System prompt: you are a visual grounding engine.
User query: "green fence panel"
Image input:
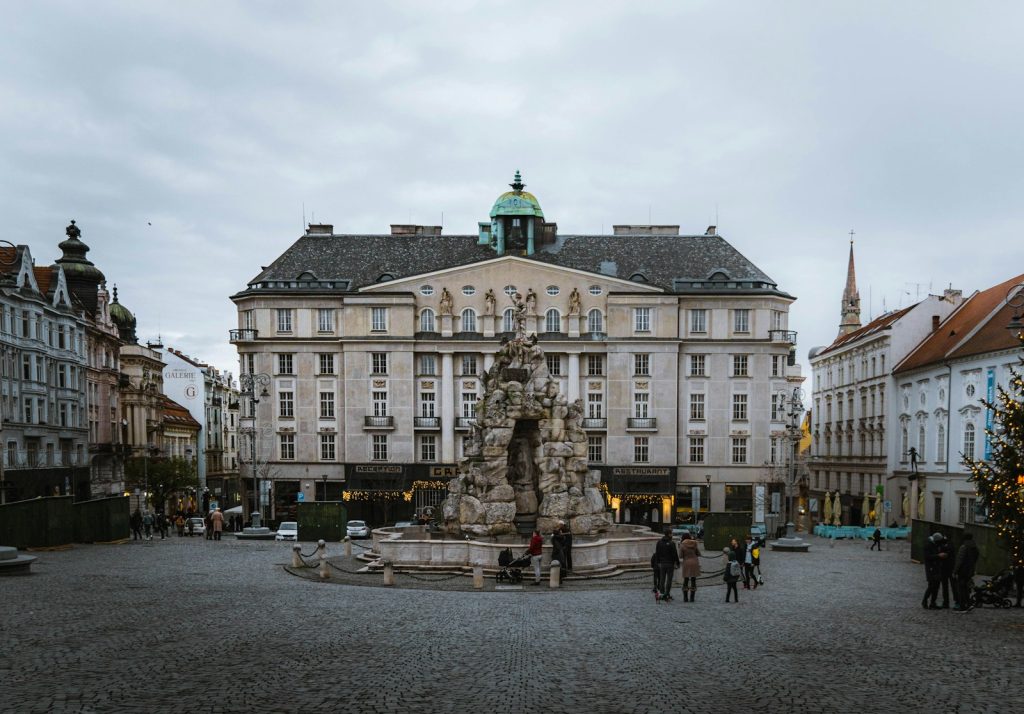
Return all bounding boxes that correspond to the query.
[296,502,347,542]
[911,519,1008,576]
[73,496,131,543]
[0,496,74,549]
[702,512,752,553]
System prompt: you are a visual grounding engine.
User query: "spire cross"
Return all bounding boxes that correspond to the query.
[848,229,855,244]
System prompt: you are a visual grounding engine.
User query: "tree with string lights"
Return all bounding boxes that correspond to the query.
[964,335,1024,569]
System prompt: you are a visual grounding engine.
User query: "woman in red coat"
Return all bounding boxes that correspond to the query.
[528,530,544,585]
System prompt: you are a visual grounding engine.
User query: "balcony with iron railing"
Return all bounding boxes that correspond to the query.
[769,329,798,344]
[229,328,258,343]
[413,416,441,430]
[363,415,395,429]
[626,417,658,431]
[455,417,476,430]
[4,451,86,469]
[581,418,607,429]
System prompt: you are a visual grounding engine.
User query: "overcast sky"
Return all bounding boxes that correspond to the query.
[3,1,1023,380]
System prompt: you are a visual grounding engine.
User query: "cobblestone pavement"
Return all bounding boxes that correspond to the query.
[2,535,1021,714]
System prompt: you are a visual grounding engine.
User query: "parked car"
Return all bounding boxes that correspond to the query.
[750,524,767,543]
[188,517,206,536]
[275,521,298,541]
[393,520,414,528]
[672,522,704,539]
[347,520,370,539]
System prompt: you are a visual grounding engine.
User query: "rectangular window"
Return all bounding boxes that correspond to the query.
[244,354,255,375]
[634,307,651,332]
[372,434,388,461]
[279,434,295,460]
[689,393,705,421]
[372,391,389,417]
[732,355,748,377]
[371,353,388,375]
[690,309,706,333]
[958,497,976,525]
[771,355,783,377]
[418,354,436,376]
[933,495,942,521]
[770,438,779,464]
[689,354,706,377]
[371,307,388,332]
[461,393,477,419]
[771,310,784,330]
[588,436,604,463]
[243,310,255,330]
[732,394,748,420]
[419,435,436,462]
[461,354,478,375]
[546,355,562,376]
[279,391,294,418]
[587,393,603,418]
[587,355,604,376]
[319,392,335,419]
[320,434,336,461]
[277,354,293,375]
[731,437,748,464]
[317,308,334,333]
[689,437,705,464]
[633,437,649,463]
[276,308,293,333]
[771,394,782,421]
[634,354,650,376]
[318,353,335,375]
[733,309,750,333]
[633,392,649,418]
[419,392,436,417]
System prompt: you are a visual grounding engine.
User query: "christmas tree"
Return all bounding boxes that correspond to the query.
[965,334,1024,568]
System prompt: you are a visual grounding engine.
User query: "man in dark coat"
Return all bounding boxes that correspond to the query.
[551,524,573,584]
[922,533,943,609]
[936,533,955,608]
[953,533,980,612]
[654,530,680,601]
[130,509,143,541]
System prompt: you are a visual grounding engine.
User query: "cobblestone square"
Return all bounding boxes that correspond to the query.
[2,536,1020,714]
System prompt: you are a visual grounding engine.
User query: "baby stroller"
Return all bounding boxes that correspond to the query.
[971,569,1016,608]
[496,547,531,584]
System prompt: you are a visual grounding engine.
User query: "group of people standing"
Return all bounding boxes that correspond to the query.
[129,508,226,541]
[527,524,574,585]
[722,535,761,603]
[922,531,979,612]
[650,529,717,602]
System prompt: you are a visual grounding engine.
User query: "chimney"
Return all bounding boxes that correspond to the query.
[306,224,334,235]
[942,287,962,303]
[705,225,717,235]
[932,315,940,332]
[390,225,442,236]
[612,225,680,236]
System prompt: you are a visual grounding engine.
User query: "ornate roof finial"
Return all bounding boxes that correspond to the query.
[112,284,119,303]
[66,219,81,240]
[509,170,525,193]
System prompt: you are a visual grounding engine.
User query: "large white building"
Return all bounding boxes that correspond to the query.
[808,242,963,524]
[230,173,800,525]
[892,274,1024,527]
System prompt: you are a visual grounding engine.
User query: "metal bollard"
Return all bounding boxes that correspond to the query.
[318,540,330,579]
[344,536,352,558]
[472,561,484,589]
[291,544,303,568]
[549,559,561,588]
[382,559,395,586]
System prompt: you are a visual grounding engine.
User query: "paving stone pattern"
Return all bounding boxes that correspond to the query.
[2,535,1021,713]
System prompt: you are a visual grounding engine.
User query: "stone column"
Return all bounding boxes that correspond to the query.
[441,353,455,463]
[567,352,580,403]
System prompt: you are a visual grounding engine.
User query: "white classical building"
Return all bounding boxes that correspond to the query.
[892,274,1024,527]
[230,173,800,526]
[808,242,963,524]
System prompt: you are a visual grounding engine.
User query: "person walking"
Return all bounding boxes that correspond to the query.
[130,509,143,541]
[551,523,572,584]
[654,529,680,602]
[187,516,195,537]
[528,530,544,586]
[678,532,701,602]
[936,533,955,608]
[870,527,883,551]
[953,533,980,612]
[156,513,167,540]
[175,514,185,537]
[142,511,154,541]
[742,535,757,590]
[922,533,943,609]
[724,548,741,603]
[205,512,214,541]
[211,508,224,541]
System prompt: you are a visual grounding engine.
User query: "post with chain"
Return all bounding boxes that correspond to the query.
[472,561,484,589]
[318,539,330,579]
[382,559,395,586]
[291,544,303,568]
[549,560,561,588]
[344,536,352,558]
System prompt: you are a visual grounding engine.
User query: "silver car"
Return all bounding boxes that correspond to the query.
[347,520,370,538]
[275,521,298,541]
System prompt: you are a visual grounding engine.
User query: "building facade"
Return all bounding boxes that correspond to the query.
[808,242,964,524]
[892,274,1024,527]
[230,174,798,525]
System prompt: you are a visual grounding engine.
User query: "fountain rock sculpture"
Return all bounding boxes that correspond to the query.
[443,326,613,537]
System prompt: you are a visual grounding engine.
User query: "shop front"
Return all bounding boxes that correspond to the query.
[601,466,675,529]
[343,464,457,527]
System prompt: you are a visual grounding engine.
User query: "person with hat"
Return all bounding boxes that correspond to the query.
[936,532,955,608]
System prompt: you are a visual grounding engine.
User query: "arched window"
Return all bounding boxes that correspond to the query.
[419,309,435,333]
[587,309,603,334]
[963,423,975,461]
[936,424,946,462]
[900,424,908,456]
[461,308,477,333]
[502,308,515,333]
[918,425,926,460]
[545,308,561,333]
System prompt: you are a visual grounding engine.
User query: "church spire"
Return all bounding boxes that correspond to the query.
[839,233,861,336]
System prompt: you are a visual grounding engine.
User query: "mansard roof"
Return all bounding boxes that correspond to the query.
[238,231,788,297]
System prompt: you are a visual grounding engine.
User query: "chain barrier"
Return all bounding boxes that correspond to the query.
[399,571,466,582]
[349,540,373,551]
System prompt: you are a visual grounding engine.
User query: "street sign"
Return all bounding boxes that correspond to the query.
[883,499,892,512]
[297,492,305,502]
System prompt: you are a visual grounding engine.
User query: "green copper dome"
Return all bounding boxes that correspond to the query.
[489,170,544,219]
[109,285,137,342]
[56,220,105,283]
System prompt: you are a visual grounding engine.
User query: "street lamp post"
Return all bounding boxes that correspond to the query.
[239,372,270,528]
[777,387,805,537]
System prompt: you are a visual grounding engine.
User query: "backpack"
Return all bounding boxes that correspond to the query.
[728,561,742,578]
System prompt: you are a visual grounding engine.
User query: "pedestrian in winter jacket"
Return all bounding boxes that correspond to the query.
[953,533,980,612]
[936,534,955,608]
[723,548,740,603]
[922,533,943,609]
[528,530,544,585]
[654,530,680,601]
[678,533,701,602]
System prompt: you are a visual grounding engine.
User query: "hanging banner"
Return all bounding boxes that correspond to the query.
[754,485,766,523]
[984,369,995,460]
